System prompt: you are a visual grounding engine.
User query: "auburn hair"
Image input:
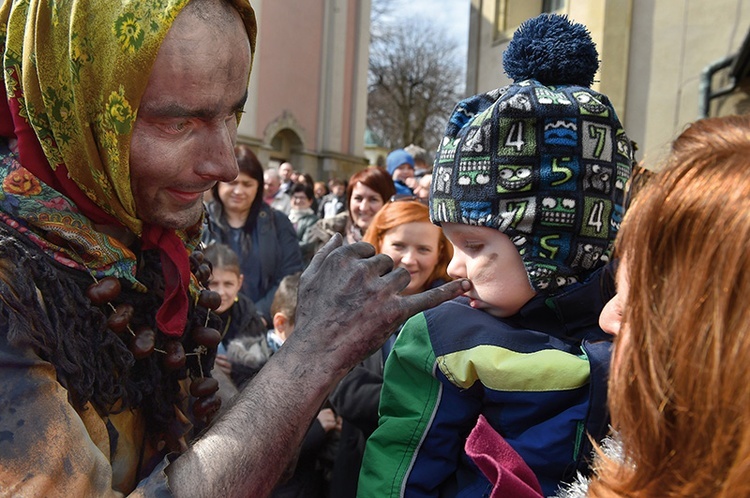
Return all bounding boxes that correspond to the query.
[345,166,396,220]
[362,200,452,290]
[589,115,750,497]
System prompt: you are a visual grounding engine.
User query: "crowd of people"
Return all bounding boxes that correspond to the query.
[198,145,444,496]
[1,2,749,498]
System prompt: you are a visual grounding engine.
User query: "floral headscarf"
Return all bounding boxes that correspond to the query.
[0,0,257,336]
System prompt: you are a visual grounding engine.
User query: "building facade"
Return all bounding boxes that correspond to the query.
[238,0,371,180]
[467,0,750,166]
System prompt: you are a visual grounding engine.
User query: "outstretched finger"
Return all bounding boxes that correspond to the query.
[399,279,472,319]
[306,232,344,275]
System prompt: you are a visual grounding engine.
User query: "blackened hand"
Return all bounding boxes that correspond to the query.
[289,233,470,374]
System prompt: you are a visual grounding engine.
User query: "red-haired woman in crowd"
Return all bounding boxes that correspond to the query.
[362,199,452,296]
[580,115,750,498]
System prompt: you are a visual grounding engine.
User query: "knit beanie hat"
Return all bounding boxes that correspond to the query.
[386,149,415,176]
[430,14,636,294]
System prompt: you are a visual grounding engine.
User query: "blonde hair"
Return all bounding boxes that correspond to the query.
[362,200,452,288]
[590,115,750,497]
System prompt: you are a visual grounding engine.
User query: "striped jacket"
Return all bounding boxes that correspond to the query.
[358,269,613,498]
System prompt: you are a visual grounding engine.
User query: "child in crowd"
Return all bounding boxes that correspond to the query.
[358,14,636,497]
[386,149,417,196]
[313,181,329,202]
[264,271,301,353]
[215,269,308,368]
[203,243,267,388]
[232,271,340,498]
[318,178,347,219]
[218,271,302,387]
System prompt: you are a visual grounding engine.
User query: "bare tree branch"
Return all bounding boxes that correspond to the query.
[367,10,464,155]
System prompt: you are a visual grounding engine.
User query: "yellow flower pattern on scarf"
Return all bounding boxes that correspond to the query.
[0,0,257,238]
[0,0,257,296]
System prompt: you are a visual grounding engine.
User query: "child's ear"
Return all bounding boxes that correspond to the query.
[237,273,244,288]
[273,312,289,341]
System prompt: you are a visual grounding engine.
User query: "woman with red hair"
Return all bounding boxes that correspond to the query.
[362,199,452,295]
[580,115,750,498]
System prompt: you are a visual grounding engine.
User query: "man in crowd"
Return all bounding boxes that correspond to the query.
[318,177,347,219]
[0,0,468,496]
[264,167,292,215]
[278,161,295,194]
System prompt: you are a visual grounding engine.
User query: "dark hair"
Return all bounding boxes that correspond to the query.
[290,182,314,201]
[298,173,315,187]
[211,144,265,225]
[346,167,396,220]
[328,177,345,188]
[314,181,329,197]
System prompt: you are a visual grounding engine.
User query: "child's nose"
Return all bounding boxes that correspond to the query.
[447,253,466,279]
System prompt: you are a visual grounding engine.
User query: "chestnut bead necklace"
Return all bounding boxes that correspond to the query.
[78,247,226,445]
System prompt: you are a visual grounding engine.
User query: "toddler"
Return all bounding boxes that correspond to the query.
[358,14,636,498]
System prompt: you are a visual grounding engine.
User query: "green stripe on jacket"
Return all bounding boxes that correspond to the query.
[358,312,438,498]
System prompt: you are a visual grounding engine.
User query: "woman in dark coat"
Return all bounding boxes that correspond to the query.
[203,145,303,326]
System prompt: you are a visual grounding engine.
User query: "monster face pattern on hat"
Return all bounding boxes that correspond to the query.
[430,15,635,294]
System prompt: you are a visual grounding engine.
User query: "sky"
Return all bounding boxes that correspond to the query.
[398,0,471,52]
[378,0,471,58]
[376,0,472,86]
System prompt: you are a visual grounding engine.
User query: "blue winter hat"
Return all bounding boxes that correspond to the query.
[430,14,636,294]
[386,149,415,176]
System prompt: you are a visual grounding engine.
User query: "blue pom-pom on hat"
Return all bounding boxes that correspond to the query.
[503,14,599,87]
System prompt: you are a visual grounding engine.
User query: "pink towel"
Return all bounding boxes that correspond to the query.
[465,415,544,498]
